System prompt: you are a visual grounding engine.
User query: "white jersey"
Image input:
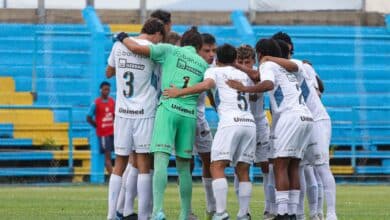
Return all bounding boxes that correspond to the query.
[204,66,255,128]
[196,92,207,121]
[291,59,330,121]
[108,38,159,119]
[260,61,312,123]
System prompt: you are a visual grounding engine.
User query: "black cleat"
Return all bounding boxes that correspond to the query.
[123,213,138,220]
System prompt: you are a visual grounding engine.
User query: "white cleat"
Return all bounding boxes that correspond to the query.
[325,213,337,220]
[212,211,230,220]
[317,213,324,220]
[264,212,276,220]
[237,213,251,220]
[309,214,320,220]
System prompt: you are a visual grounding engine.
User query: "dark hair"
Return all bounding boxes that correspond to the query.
[181,26,203,51]
[237,44,255,60]
[100,81,110,89]
[276,39,290,59]
[150,9,171,25]
[201,33,216,45]
[255,38,282,58]
[216,44,237,64]
[141,18,166,38]
[166,31,181,45]
[272,31,294,55]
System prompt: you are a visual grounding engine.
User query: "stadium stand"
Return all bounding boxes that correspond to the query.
[0,9,389,182]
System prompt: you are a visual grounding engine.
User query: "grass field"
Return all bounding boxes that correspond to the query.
[0,183,389,220]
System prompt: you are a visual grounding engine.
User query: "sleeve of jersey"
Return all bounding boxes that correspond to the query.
[149,43,174,64]
[303,64,319,88]
[87,103,96,118]
[107,43,116,67]
[260,63,275,83]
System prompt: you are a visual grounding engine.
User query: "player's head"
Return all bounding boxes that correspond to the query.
[275,39,290,59]
[141,18,166,44]
[199,33,217,64]
[181,26,203,51]
[255,38,282,61]
[216,43,237,65]
[150,9,172,33]
[166,31,181,45]
[272,31,294,55]
[236,44,256,68]
[99,81,110,98]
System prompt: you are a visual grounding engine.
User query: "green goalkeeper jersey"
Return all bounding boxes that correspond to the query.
[149,43,208,118]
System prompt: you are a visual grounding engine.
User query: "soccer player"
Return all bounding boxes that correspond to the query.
[196,33,217,219]
[272,32,337,220]
[150,9,172,38]
[164,44,257,220]
[116,26,208,220]
[105,18,165,220]
[235,45,273,219]
[86,81,115,175]
[227,38,313,220]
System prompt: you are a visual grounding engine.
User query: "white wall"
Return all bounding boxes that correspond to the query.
[365,0,390,13]
[252,0,363,11]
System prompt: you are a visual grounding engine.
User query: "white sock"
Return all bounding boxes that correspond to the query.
[314,168,324,216]
[275,190,289,215]
[263,173,271,213]
[316,164,337,216]
[202,177,216,212]
[137,173,152,220]
[123,166,139,216]
[238,182,252,217]
[305,166,318,217]
[212,178,228,214]
[107,174,122,219]
[297,166,305,216]
[267,164,276,215]
[116,164,130,214]
[288,190,300,215]
[234,173,239,199]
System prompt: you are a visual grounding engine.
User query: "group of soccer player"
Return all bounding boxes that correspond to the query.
[104,9,337,220]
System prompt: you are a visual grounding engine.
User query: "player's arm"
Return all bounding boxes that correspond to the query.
[163,79,215,98]
[106,66,115,78]
[232,62,260,82]
[316,75,325,94]
[226,80,274,93]
[86,103,96,128]
[261,56,298,72]
[116,32,151,56]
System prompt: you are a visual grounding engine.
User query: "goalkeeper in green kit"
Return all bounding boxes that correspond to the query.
[116,26,208,220]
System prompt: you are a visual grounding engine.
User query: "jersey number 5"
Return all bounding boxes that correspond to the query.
[123,71,134,98]
[237,91,248,111]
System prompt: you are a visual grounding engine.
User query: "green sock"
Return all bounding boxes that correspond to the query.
[152,152,170,217]
[176,157,192,220]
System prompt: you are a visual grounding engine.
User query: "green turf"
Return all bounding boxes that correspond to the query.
[0,183,389,219]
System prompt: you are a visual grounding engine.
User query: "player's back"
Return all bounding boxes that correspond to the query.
[108,39,159,119]
[205,66,255,128]
[260,61,312,122]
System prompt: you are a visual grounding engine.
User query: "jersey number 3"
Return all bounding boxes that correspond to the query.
[123,71,134,98]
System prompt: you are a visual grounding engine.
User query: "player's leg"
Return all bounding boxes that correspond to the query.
[314,169,324,219]
[101,135,114,174]
[235,162,252,220]
[288,158,301,218]
[273,157,290,218]
[314,120,336,220]
[175,114,197,220]
[107,117,132,220]
[150,106,177,219]
[297,164,306,220]
[267,161,277,218]
[305,165,319,219]
[209,126,235,220]
[123,154,139,219]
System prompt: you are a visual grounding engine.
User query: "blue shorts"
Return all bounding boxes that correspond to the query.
[98,135,114,154]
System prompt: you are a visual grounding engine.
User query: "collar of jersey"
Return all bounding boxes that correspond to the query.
[182,46,196,53]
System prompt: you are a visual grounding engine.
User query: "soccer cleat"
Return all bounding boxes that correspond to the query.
[288,214,297,220]
[188,212,199,220]
[115,211,123,220]
[206,211,215,220]
[275,214,290,220]
[212,211,230,220]
[122,213,138,220]
[296,214,305,220]
[309,214,320,220]
[317,213,324,220]
[264,212,276,220]
[152,211,166,220]
[325,213,337,220]
[237,213,251,220]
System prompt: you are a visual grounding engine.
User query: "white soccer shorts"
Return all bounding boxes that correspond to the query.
[194,118,213,154]
[302,119,331,165]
